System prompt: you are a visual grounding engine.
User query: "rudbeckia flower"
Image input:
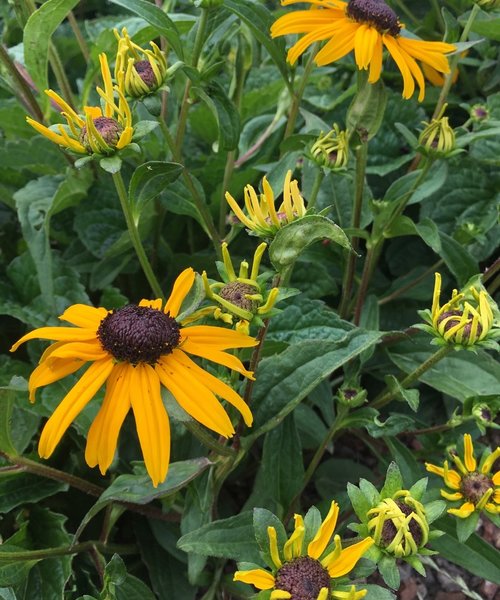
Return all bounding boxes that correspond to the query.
[270,0,456,101]
[225,170,307,237]
[426,434,500,519]
[11,268,257,487]
[26,53,133,155]
[234,500,373,599]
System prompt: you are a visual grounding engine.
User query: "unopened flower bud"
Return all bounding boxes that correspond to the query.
[311,124,349,171]
[418,104,455,158]
[470,103,489,122]
[80,117,123,153]
[338,386,367,408]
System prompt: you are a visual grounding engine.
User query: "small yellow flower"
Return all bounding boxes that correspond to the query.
[114,27,168,98]
[367,491,429,558]
[234,501,373,599]
[226,171,306,237]
[426,434,500,519]
[310,124,349,171]
[417,273,499,349]
[190,242,279,335]
[26,54,133,155]
[418,104,456,158]
[270,0,456,102]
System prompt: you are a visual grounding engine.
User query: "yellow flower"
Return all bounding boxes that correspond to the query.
[194,242,279,335]
[310,124,349,171]
[426,434,500,518]
[226,170,306,237]
[426,272,496,347]
[367,491,429,558]
[26,54,133,155]
[270,0,456,102]
[114,27,168,98]
[234,501,373,599]
[10,268,257,487]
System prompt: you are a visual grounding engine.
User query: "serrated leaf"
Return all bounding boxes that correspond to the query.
[377,554,399,589]
[269,215,352,271]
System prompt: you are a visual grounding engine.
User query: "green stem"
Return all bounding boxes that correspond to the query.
[111,171,164,298]
[482,257,500,285]
[184,421,235,457]
[338,141,368,319]
[0,541,137,562]
[370,345,454,409]
[175,7,210,152]
[285,404,349,522]
[67,10,90,63]
[307,169,325,211]
[283,48,317,140]
[0,44,44,121]
[48,43,76,109]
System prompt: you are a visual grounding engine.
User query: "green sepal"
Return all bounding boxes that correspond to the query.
[380,462,403,498]
[377,554,400,589]
[99,155,122,174]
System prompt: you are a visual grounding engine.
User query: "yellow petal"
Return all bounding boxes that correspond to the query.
[139,298,163,310]
[326,537,374,578]
[38,358,114,458]
[165,268,195,318]
[308,501,339,559]
[463,434,477,472]
[48,340,108,361]
[383,35,415,100]
[59,304,108,328]
[155,355,235,437]
[314,20,358,67]
[85,363,131,473]
[268,526,282,568]
[441,490,464,502]
[271,591,292,599]
[11,326,99,353]
[491,471,500,485]
[28,356,84,402]
[181,325,258,350]
[286,23,340,66]
[481,448,500,475]
[234,569,275,590]
[180,339,254,378]
[448,502,475,518]
[225,191,256,230]
[130,363,170,487]
[354,24,378,70]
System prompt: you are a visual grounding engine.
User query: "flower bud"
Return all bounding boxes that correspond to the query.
[80,116,123,153]
[469,103,489,123]
[338,385,367,408]
[418,104,455,158]
[310,124,349,171]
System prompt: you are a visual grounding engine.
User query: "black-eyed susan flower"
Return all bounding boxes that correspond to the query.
[225,171,307,237]
[26,53,133,155]
[114,27,168,98]
[270,0,456,102]
[234,501,373,599]
[194,242,279,335]
[310,124,349,171]
[426,434,500,519]
[10,268,257,487]
[417,273,499,349]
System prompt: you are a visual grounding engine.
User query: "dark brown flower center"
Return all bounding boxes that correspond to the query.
[347,0,401,36]
[97,305,180,365]
[134,60,157,89]
[218,282,258,313]
[274,556,330,600]
[80,117,123,151]
[381,501,423,548]
[460,472,494,505]
[437,310,482,341]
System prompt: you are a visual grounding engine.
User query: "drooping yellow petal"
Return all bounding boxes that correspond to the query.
[180,339,254,378]
[354,24,379,70]
[463,434,477,472]
[441,490,464,501]
[181,325,258,350]
[448,502,475,518]
[326,537,374,578]
[234,569,275,590]
[169,349,253,426]
[129,363,170,487]
[28,356,85,402]
[11,327,100,353]
[270,591,292,599]
[45,89,84,127]
[308,501,339,559]
[314,20,358,67]
[225,191,256,230]
[38,358,114,458]
[26,117,69,147]
[368,35,383,83]
[286,24,340,65]
[383,35,415,100]
[394,40,426,102]
[164,268,195,318]
[59,304,108,328]
[155,356,235,437]
[48,340,108,361]
[85,363,131,473]
[271,10,338,36]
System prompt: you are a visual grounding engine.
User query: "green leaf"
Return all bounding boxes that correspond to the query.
[455,511,480,543]
[0,389,17,455]
[387,335,500,402]
[132,120,160,140]
[384,375,420,412]
[177,512,261,563]
[360,585,396,600]
[253,508,288,570]
[432,516,500,584]
[249,329,382,435]
[99,155,122,174]
[0,548,39,587]
[269,215,352,271]
[384,162,448,205]
[438,231,479,286]
[377,555,399,589]
[380,462,403,499]
[347,483,374,522]
[365,413,415,438]
[108,0,184,59]
[347,76,387,141]
[0,589,17,600]
[467,13,500,41]
[0,472,67,514]
[193,82,240,151]
[128,161,183,222]
[23,0,79,105]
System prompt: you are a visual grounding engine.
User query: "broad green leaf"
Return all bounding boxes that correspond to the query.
[347,76,387,141]
[466,12,500,41]
[0,547,39,587]
[384,162,448,205]
[380,462,403,499]
[253,508,287,570]
[23,0,79,105]
[108,0,184,59]
[0,390,16,455]
[438,231,479,286]
[177,512,261,563]
[384,375,420,412]
[377,555,399,589]
[0,473,67,514]
[192,83,240,151]
[128,161,183,222]
[432,516,500,584]
[387,335,500,402]
[360,585,396,600]
[269,215,352,271]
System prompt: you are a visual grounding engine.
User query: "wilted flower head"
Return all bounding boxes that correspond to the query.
[234,501,373,599]
[426,434,500,520]
[418,104,456,158]
[192,242,279,335]
[225,170,307,237]
[417,273,499,350]
[311,124,349,171]
[26,54,133,155]
[367,491,429,558]
[270,0,456,102]
[114,28,168,98]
